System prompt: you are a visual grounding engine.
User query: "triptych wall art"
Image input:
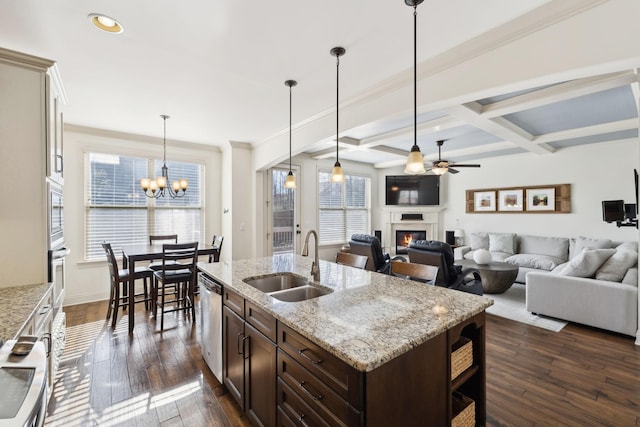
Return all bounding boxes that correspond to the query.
[466,184,570,214]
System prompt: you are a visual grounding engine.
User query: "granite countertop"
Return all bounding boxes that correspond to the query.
[198,254,493,372]
[0,283,52,343]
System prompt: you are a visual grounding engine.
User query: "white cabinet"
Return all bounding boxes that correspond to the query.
[0,48,67,288]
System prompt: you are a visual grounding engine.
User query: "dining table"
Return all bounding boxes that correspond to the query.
[121,242,219,334]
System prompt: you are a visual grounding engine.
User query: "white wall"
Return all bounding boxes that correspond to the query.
[441,139,639,242]
[63,126,222,306]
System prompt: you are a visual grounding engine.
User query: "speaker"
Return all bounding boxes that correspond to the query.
[373,230,382,243]
[445,230,455,245]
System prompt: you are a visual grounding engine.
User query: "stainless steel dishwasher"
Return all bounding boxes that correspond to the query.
[198,273,222,383]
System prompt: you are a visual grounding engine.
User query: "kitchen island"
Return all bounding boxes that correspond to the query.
[198,254,492,426]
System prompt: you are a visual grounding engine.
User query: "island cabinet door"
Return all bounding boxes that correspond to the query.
[245,322,277,427]
[223,306,245,408]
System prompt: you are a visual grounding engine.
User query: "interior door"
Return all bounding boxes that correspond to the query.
[268,167,300,255]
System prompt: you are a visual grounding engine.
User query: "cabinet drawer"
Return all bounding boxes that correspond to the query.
[34,289,53,335]
[277,405,298,427]
[278,378,330,427]
[246,300,277,342]
[223,288,244,317]
[278,323,362,409]
[278,350,361,427]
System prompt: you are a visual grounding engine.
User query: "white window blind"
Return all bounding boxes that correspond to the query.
[86,153,202,260]
[318,171,370,244]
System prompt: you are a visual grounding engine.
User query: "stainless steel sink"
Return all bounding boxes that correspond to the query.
[243,273,309,293]
[268,285,333,302]
[242,273,333,302]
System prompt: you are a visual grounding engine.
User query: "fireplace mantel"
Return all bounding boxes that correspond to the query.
[381,207,443,255]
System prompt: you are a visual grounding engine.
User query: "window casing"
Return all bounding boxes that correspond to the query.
[318,171,370,244]
[85,152,203,260]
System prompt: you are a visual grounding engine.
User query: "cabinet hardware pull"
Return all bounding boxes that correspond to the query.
[298,381,323,401]
[42,332,52,357]
[56,154,63,173]
[298,414,310,427]
[242,335,250,360]
[298,348,322,364]
[237,332,244,355]
[39,305,51,315]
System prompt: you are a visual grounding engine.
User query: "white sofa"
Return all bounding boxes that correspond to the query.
[456,233,638,336]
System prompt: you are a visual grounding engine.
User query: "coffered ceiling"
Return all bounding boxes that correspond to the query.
[0,0,638,170]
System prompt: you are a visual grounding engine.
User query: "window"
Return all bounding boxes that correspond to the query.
[318,171,370,244]
[86,153,202,260]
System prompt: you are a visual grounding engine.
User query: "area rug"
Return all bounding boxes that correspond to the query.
[485,283,568,332]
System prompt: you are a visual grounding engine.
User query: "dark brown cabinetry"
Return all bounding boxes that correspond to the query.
[221,286,486,427]
[223,289,276,427]
[448,312,486,426]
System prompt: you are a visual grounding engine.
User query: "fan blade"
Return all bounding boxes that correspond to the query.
[451,163,481,168]
[447,168,460,174]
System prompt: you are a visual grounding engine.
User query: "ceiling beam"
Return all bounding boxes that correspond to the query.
[358,116,463,149]
[445,103,555,155]
[534,118,638,144]
[480,70,639,118]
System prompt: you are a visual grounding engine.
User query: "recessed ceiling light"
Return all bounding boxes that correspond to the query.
[88,13,124,34]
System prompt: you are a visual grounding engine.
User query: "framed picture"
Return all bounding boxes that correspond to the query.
[498,189,524,211]
[527,188,555,211]
[474,191,496,211]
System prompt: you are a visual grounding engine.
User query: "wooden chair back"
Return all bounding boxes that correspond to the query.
[159,242,198,278]
[149,234,178,245]
[101,242,120,283]
[390,261,439,284]
[209,235,224,262]
[335,252,368,269]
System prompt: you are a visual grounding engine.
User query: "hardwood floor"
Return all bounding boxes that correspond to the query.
[47,301,640,426]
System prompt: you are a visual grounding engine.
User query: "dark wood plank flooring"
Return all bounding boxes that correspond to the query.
[46,301,640,426]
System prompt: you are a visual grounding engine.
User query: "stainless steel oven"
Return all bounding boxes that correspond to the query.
[47,179,64,251]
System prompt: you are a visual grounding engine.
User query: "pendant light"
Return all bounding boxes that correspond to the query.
[284,79,297,189]
[140,114,188,198]
[330,46,346,183]
[404,0,426,175]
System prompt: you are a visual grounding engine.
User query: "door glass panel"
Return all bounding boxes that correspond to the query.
[272,169,295,254]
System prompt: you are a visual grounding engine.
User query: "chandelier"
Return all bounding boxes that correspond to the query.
[140,114,188,198]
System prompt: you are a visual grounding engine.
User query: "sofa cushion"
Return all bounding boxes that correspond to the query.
[518,235,569,261]
[489,232,516,254]
[616,241,638,252]
[622,267,638,286]
[569,236,612,259]
[559,248,615,278]
[489,251,511,262]
[469,232,489,250]
[595,247,638,282]
[505,253,564,271]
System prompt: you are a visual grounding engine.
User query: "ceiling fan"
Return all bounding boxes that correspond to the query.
[427,140,481,175]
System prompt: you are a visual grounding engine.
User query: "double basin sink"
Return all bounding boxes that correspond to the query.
[243,273,332,302]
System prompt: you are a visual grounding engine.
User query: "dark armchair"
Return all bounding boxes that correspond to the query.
[348,234,405,274]
[408,240,483,295]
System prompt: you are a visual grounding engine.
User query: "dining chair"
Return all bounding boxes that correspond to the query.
[208,235,224,263]
[149,234,179,271]
[152,242,198,331]
[390,260,439,284]
[102,242,153,329]
[335,252,368,269]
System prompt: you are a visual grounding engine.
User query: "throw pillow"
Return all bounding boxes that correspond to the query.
[595,248,638,282]
[489,232,516,254]
[505,254,564,271]
[469,232,489,250]
[622,268,638,287]
[569,236,612,259]
[559,248,616,278]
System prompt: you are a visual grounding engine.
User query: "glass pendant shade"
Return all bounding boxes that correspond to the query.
[404,146,426,174]
[432,165,448,175]
[285,171,296,188]
[331,162,344,183]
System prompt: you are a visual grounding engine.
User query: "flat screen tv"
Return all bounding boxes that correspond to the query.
[385,175,440,206]
[602,200,625,223]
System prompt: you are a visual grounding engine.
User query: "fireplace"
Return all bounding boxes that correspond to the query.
[395,230,427,254]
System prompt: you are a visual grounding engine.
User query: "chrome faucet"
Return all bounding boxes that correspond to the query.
[301,229,320,281]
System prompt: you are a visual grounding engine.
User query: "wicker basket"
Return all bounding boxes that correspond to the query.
[451,336,473,380]
[452,392,475,427]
